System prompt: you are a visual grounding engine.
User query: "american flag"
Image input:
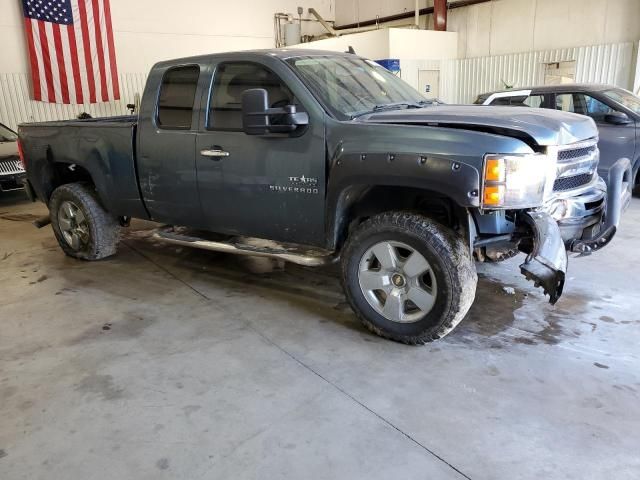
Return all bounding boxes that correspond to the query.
[22,0,120,104]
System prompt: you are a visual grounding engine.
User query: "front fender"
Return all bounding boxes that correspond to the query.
[325,153,480,249]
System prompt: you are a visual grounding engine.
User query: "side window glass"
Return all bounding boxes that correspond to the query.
[522,95,544,108]
[157,65,200,129]
[555,93,576,113]
[208,62,296,130]
[491,97,513,106]
[585,95,614,121]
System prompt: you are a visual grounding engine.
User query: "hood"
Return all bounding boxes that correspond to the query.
[355,105,597,147]
[0,140,19,160]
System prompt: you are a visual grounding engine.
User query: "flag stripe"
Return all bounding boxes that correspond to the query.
[103,0,119,99]
[60,24,77,103]
[97,0,113,101]
[65,26,83,103]
[72,1,91,105]
[32,20,48,102]
[91,0,108,102]
[44,22,62,102]
[37,21,56,103]
[52,24,70,103]
[23,18,42,101]
[77,0,97,103]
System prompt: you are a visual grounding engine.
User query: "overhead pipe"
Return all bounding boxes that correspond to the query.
[434,0,447,31]
[308,7,339,37]
[334,0,492,31]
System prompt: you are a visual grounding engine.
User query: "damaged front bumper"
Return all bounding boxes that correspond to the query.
[519,211,567,304]
[518,161,625,304]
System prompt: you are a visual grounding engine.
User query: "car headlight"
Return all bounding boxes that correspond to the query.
[481,153,555,209]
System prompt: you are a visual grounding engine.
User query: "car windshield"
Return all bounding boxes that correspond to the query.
[0,124,17,142]
[287,55,427,119]
[602,88,640,115]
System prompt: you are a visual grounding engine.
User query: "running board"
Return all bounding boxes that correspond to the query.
[153,228,337,267]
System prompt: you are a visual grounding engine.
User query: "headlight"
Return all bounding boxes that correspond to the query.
[481,153,555,209]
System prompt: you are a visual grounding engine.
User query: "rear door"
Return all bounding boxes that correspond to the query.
[194,59,326,246]
[137,62,209,226]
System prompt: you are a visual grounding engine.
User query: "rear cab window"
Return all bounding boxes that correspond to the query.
[487,94,544,107]
[157,65,200,129]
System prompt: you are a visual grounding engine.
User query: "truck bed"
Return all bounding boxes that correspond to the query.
[19,115,148,219]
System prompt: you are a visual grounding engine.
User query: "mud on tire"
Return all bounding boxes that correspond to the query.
[49,182,120,260]
[341,212,478,344]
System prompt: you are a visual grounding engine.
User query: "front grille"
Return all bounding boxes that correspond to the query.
[557,145,597,161]
[553,173,594,191]
[0,158,25,175]
[553,139,598,193]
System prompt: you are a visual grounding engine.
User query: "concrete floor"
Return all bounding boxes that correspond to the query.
[1,190,639,480]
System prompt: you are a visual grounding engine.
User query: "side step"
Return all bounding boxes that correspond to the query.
[153,227,337,267]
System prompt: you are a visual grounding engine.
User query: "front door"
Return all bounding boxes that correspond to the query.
[195,61,326,246]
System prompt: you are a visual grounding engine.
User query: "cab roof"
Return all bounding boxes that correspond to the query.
[153,49,360,68]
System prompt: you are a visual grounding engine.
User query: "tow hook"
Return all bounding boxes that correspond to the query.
[569,225,616,256]
[519,211,568,305]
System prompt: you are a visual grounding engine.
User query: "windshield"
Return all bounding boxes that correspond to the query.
[286,55,427,119]
[0,123,17,142]
[602,88,640,115]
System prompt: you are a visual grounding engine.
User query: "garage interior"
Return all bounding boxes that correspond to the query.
[2,0,640,479]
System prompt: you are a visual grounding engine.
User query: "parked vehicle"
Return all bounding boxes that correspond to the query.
[18,50,624,344]
[475,84,640,198]
[0,122,26,192]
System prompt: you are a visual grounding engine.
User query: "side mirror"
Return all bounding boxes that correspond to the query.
[604,111,633,125]
[241,88,309,136]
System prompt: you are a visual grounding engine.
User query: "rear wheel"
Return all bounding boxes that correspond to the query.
[341,212,477,344]
[49,183,120,260]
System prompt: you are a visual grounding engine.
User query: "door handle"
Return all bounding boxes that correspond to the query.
[200,148,229,158]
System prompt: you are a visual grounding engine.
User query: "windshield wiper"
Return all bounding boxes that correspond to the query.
[351,102,423,119]
[373,102,423,112]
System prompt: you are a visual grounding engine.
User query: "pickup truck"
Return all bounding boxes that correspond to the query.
[18,49,624,344]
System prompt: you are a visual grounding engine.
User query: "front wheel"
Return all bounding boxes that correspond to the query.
[49,182,120,260]
[341,212,477,344]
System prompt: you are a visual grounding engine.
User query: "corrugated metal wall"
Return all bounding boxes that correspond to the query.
[0,41,635,129]
[440,42,636,104]
[0,72,147,131]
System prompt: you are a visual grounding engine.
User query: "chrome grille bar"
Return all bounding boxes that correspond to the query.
[0,159,25,175]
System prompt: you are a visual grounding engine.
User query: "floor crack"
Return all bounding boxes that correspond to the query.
[122,238,472,479]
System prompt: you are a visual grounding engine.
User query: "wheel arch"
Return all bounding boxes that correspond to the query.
[327,183,471,252]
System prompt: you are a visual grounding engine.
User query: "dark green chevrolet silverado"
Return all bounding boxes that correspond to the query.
[18,50,623,344]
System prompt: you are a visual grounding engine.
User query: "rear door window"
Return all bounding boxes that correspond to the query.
[488,94,544,107]
[157,65,200,129]
[522,95,544,107]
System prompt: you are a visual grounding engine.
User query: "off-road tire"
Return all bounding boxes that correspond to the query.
[49,182,120,260]
[341,212,477,344]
